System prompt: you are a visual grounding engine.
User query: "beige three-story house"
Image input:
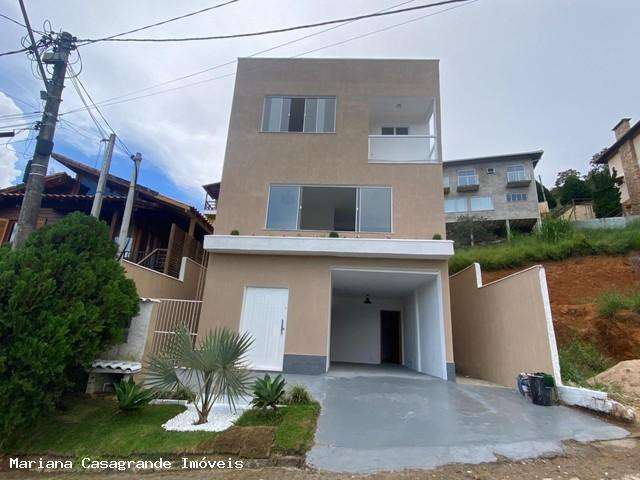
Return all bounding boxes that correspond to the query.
[198,58,456,379]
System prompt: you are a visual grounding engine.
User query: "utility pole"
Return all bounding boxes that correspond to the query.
[91,133,116,218]
[12,30,75,249]
[117,153,142,258]
[538,174,547,203]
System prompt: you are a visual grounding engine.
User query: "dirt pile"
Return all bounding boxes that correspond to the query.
[592,359,640,407]
[482,255,640,363]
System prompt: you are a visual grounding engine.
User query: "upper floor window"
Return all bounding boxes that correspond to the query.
[506,164,528,182]
[457,168,479,187]
[506,192,528,202]
[444,197,467,214]
[381,126,409,135]
[470,196,494,211]
[266,185,391,232]
[262,96,336,133]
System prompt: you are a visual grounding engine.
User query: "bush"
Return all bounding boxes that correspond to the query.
[0,213,139,446]
[539,218,573,243]
[230,229,239,235]
[250,373,286,411]
[284,384,313,405]
[154,385,196,402]
[597,292,628,318]
[115,377,154,411]
[432,233,442,240]
[559,339,612,385]
[329,231,340,238]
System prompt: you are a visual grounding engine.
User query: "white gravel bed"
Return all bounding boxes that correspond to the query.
[162,403,249,432]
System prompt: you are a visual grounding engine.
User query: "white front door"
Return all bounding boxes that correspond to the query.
[239,287,289,371]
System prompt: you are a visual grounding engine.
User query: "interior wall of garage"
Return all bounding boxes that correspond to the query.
[330,295,403,364]
[416,279,447,379]
[402,293,419,371]
[449,263,561,387]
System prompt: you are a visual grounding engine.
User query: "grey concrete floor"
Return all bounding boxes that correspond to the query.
[284,363,630,474]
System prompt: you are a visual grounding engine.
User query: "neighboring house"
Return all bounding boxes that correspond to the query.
[559,200,595,221]
[593,118,640,215]
[0,153,212,277]
[442,151,543,237]
[202,181,219,224]
[199,58,456,379]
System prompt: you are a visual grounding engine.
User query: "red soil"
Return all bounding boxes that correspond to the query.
[482,255,640,361]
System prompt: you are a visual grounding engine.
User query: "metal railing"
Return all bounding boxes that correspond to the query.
[507,171,530,183]
[458,175,479,187]
[204,197,217,212]
[150,299,202,356]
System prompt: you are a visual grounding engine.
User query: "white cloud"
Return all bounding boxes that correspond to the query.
[0,92,26,188]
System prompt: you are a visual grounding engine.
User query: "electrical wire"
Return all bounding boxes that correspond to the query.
[77,0,470,44]
[78,0,239,46]
[0,12,26,28]
[0,46,30,57]
[59,0,477,115]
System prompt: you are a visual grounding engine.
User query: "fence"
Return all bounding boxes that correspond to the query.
[149,299,202,356]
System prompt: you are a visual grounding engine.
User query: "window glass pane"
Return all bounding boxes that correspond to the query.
[507,165,524,172]
[289,97,305,132]
[279,97,291,132]
[321,97,335,132]
[267,186,299,230]
[359,188,391,232]
[445,197,467,213]
[303,98,317,132]
[458,169,478,186]
[300,186,356,231]
[395,127,409,135]
[470,196,493,211]
[263,97,283,132]
[381,127,394,135]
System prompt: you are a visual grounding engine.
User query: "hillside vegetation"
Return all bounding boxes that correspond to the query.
[449,219,640,274]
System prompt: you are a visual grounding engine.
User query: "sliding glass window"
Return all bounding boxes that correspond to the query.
[262,96,336,133]
[266,185,391,232]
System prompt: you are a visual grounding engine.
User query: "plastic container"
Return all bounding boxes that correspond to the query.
[529,373,554,406]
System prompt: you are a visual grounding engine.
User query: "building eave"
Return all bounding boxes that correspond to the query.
[594,120,640,165]
[444,150,544,169]
[204,235,454,260]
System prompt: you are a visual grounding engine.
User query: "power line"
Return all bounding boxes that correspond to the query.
[77,0,471,43]
[59,0,477,115]
[0,12,26,28]
[78,0,239,46]
[0,46,30,57]
[63,0,417,109]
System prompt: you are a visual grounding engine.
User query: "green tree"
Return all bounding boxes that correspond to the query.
[536,181,557,209]
[556,171,591,205]
[447,215,496,247]
[586,165,622,218]
[0,212,139,445]
[554,169,582,188]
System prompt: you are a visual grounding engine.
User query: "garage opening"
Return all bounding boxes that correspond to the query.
[329,268,447,379]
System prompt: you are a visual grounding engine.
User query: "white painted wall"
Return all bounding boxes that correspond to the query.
[415,280,447,379]
[330,295,403,364]
[402,292,419,370]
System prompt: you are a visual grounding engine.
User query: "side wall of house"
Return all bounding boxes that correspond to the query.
[122,258,204,300]
[449,263,561,387]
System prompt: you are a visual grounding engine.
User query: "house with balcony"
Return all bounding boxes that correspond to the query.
[442,151,543,238]
[199,58,456,379]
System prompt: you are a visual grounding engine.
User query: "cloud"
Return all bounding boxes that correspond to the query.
[0,92,26,188]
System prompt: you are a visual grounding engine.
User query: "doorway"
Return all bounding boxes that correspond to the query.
[380,310,402,364]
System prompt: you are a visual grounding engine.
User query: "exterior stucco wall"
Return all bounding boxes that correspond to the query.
[449,263,560,387]
[608,151,630,203]
[214,58,446,240]
[198,253,453,367]
[443,159,539,223]
[122,258,203,300]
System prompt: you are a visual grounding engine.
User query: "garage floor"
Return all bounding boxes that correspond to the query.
[284,364,629,474]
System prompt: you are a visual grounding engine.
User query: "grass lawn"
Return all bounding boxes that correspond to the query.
[449,221,640,274]
[4,397,320,458]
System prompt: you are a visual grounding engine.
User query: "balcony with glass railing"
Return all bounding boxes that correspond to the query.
[457,173,479,192]
[367,96,438,164]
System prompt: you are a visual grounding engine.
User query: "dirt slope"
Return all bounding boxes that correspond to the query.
[482,255,640,361]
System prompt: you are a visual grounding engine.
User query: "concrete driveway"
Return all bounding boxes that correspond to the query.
[285,364,629,474]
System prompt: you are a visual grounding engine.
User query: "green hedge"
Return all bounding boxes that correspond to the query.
[0,213,139,446]
[449,220,640,274]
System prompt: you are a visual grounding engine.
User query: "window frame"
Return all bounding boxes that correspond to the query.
[506,192,528,202]
[265,184,393,233]
[261,95,337,134]
[444,197,468,214]
[469,195,494,212]
[380,126,410,135]
[457,168,479,187]
[506,164,528,182]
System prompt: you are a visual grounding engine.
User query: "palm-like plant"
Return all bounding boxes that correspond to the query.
[145,326,253,425]
[251,373,286,411]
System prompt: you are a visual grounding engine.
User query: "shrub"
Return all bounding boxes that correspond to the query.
[539,218,573,243]
[155,385,196,402]
[559,339,612,385]
[251,373,286,411]
[230,229,240,235]
[0,213,139,446]
[328,231,340,238]
[146,326,252,425]
[597,292,628,318]
[432,233,442,240]
[115,377,154,411]
[284,384,313,405]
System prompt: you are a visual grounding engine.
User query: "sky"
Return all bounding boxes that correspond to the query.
[0,0,639,208]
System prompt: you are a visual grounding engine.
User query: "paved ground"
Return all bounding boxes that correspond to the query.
[285,364,630,474]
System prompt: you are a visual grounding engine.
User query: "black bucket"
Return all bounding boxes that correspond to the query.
[529,374,554,406]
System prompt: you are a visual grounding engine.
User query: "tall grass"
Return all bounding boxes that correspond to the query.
[449,220,640,274]
[597,290,640,318]
[559,339,613,385]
